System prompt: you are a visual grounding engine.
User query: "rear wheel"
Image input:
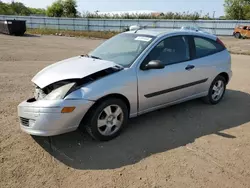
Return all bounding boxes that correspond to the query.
[82,98,128,141]
[203,76,226,105]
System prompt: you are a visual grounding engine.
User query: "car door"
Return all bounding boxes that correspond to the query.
[137,35,208,114]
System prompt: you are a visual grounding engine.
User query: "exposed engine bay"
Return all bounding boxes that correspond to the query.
[34,66,122,100]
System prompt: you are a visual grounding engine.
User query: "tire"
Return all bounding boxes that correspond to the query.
[82,98,128,141]
[202,75,226,105]
[235,32,241,39]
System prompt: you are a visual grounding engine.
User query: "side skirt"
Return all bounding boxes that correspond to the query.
[136,91,208,117]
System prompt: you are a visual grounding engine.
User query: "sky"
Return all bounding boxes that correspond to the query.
[2,0,225,17]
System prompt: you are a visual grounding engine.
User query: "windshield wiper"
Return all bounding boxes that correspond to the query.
[80,54,102,60]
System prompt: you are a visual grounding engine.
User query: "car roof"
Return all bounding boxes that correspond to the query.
[125,28,217,40]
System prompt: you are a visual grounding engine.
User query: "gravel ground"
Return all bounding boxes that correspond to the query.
[0,34,250,188]
[220,36,250,55]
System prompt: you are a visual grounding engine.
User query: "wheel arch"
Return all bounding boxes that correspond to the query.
[94,93,131,113]
[79,93,131,127]
[234,32,241,38]
[218,72,229,84]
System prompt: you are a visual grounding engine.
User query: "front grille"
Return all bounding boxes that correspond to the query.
[20,117,29,127]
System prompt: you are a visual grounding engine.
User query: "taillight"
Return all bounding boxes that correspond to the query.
[216,38,226,48]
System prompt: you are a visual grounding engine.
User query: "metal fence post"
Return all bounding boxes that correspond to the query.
[44,17,46,29]
[103,19,105,31]
[213,19,217,35]
[58,18,60,31]
[120,19,121,32]
[87,18,89,31]
[30,16,32,29]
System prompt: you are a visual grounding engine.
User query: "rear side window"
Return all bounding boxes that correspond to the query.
[194,37,225,58]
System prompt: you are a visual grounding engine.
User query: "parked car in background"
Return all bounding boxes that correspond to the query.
[233,25,250,39]
[18,28,232,141]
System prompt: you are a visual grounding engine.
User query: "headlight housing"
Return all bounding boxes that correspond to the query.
[44,82,75,100]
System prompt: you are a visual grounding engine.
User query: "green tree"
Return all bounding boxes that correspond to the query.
[29,8,46,15]
[243,0,250,19]
[10,2,31,15]
[224,0,250,19]
[63,0,77,17]
[0,1,14,15]
[46,0,77,17]
[0,1,45,15]
[46,0,64,17]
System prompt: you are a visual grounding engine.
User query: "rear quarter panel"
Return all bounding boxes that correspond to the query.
[203,50,231,88]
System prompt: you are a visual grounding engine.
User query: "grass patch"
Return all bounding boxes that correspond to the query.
[26,28,119,39]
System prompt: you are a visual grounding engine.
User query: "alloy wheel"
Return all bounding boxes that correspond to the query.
[211,80,225,101]
[97,105,124,136]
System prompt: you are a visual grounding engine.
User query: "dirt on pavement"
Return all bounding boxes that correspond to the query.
[0,34,250,188]
[220,36,250,55]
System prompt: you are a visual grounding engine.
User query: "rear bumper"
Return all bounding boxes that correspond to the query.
[17,98,94,136]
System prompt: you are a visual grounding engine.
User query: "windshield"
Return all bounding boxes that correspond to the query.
[89,33,155,67]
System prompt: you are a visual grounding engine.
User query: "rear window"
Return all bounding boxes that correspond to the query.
[194,37,225,58]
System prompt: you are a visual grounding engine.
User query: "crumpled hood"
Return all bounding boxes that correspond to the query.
[32,56,121,88]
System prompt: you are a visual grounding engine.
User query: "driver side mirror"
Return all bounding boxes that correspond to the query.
[141,60,165,70]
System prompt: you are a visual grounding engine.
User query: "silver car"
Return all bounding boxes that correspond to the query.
[18,29,232,141]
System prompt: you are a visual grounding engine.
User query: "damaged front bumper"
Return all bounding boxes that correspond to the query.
[17,98,94,136]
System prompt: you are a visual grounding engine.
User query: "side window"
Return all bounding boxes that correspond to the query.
[146,36,190,66]
[194,37,224,58]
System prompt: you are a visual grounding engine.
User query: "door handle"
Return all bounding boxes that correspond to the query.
[185,65,195,71]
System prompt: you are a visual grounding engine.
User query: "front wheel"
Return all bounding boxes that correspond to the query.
[235,32,241,39]
[83,98,128,141]
[203,76,226,105]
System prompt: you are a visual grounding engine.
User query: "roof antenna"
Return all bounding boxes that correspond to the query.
[134,28,140,33]
[134,25,147,33]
